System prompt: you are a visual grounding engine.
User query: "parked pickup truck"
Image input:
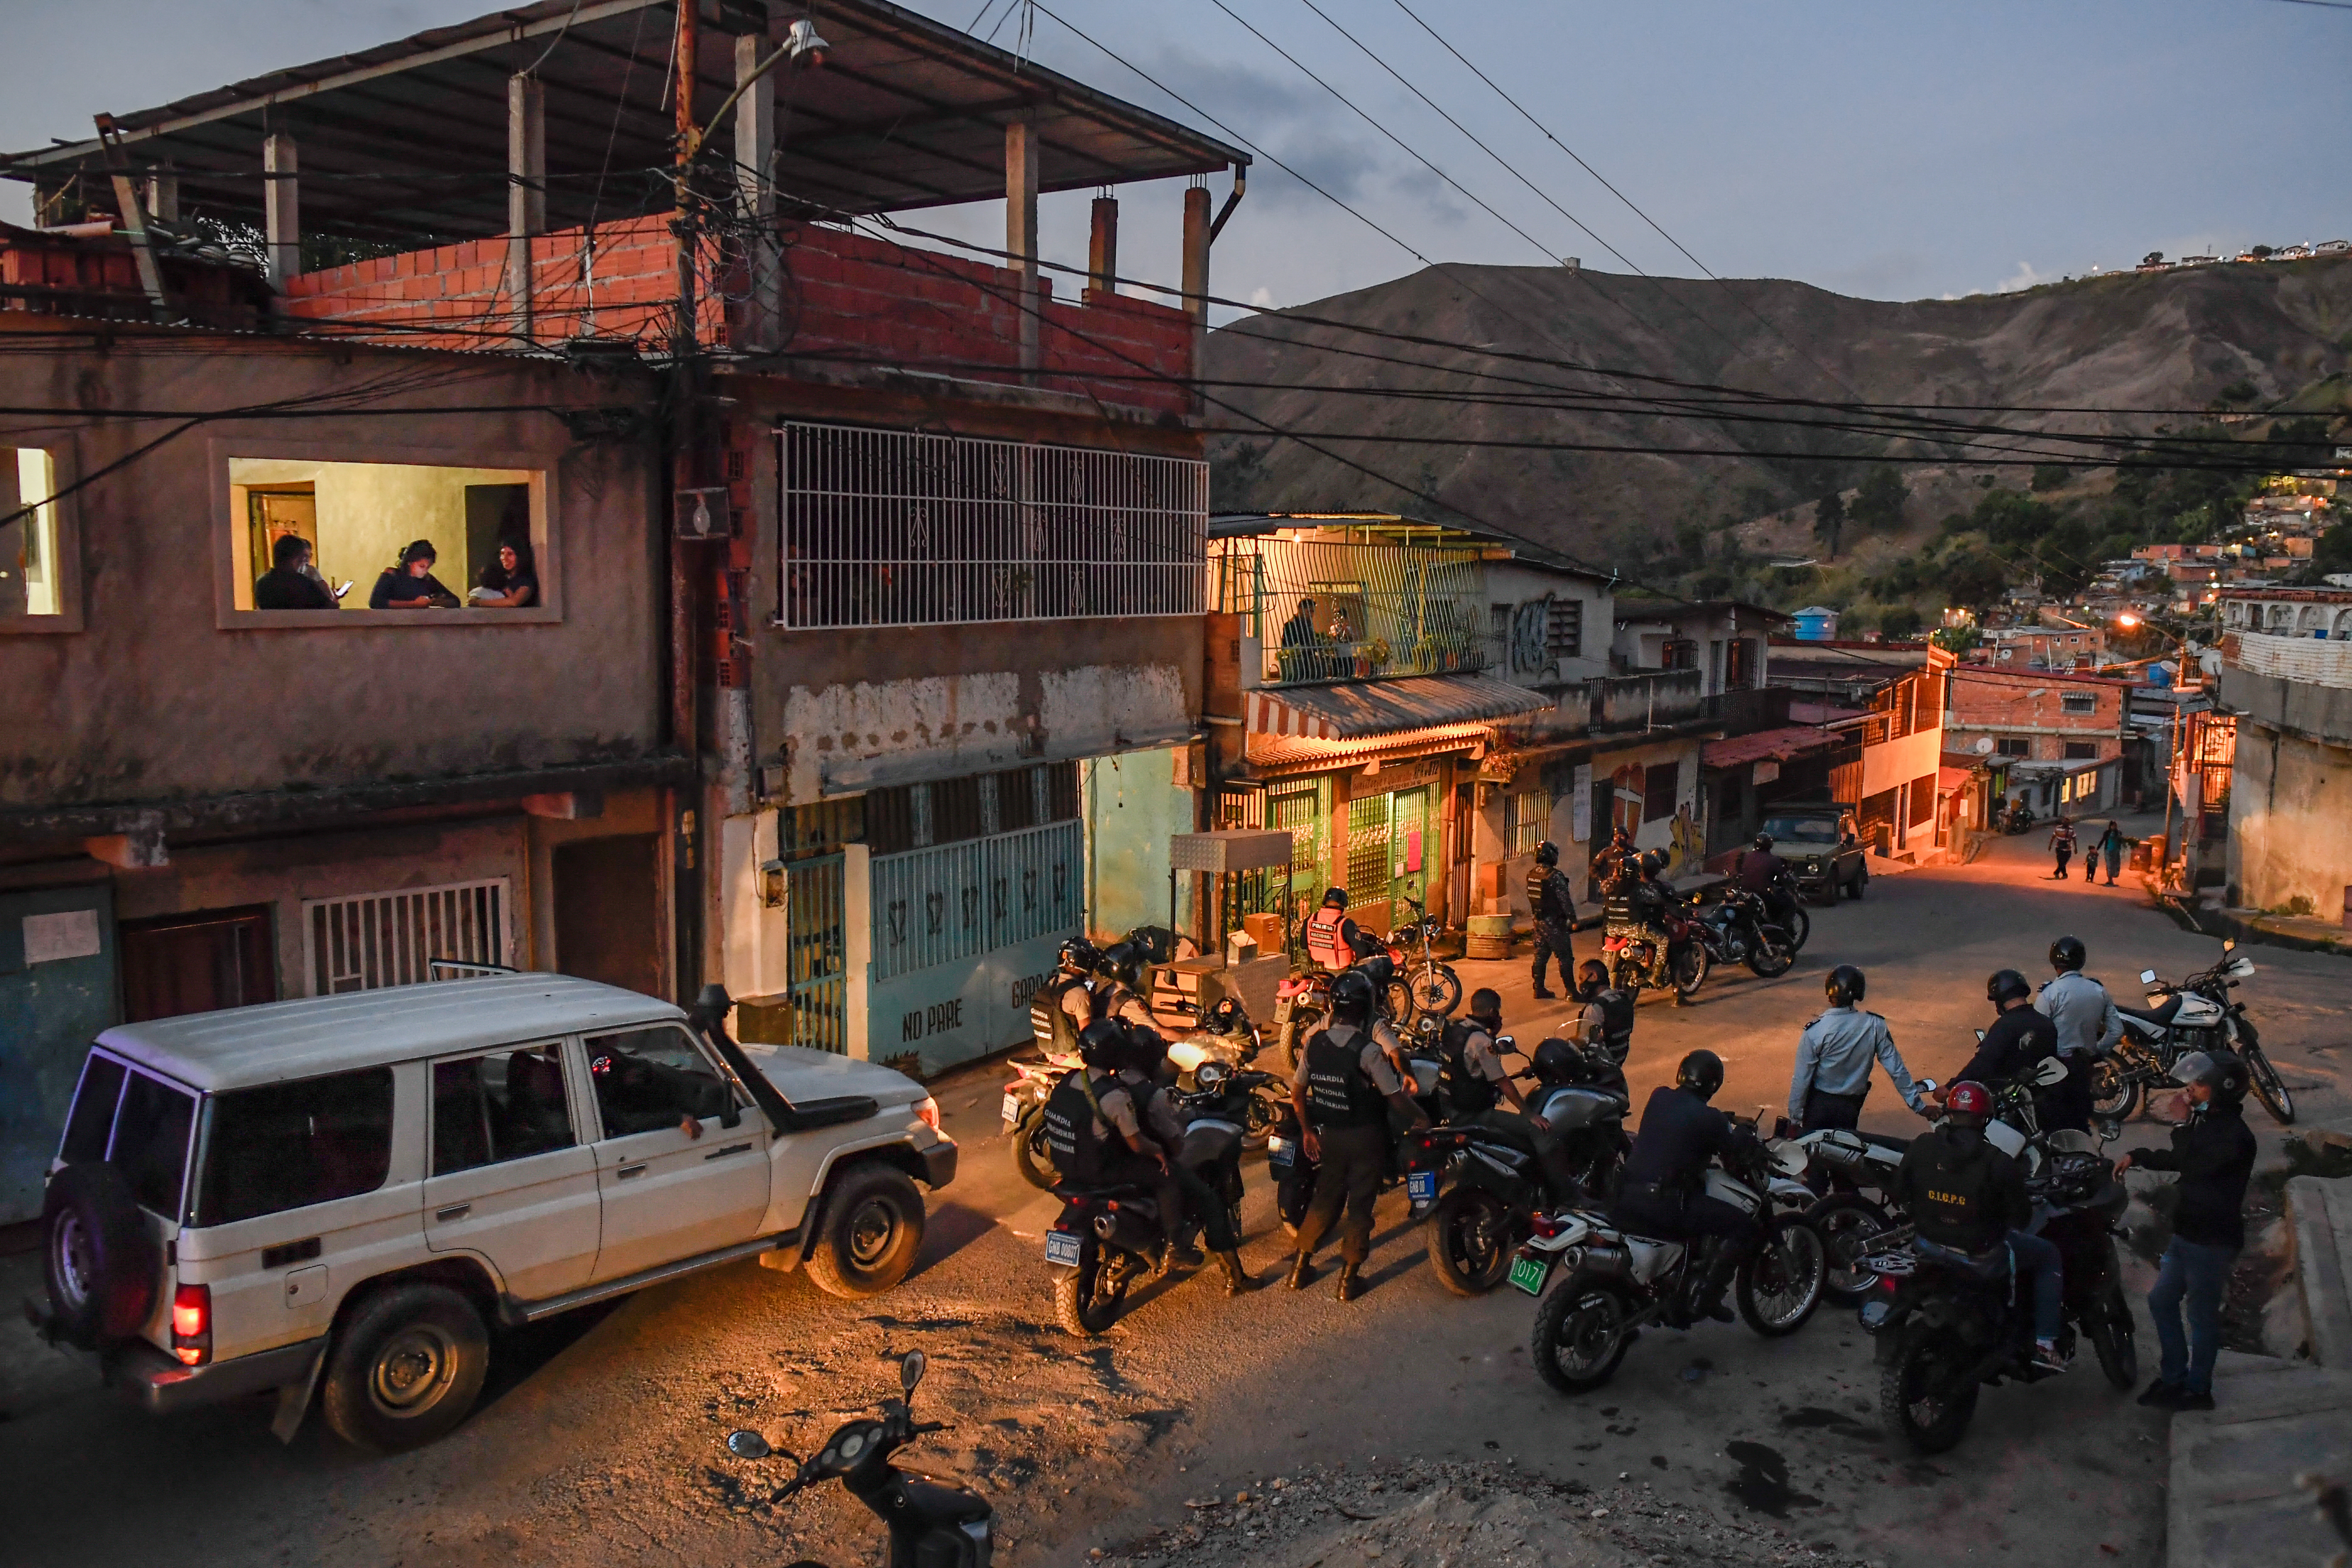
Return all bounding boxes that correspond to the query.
[30,974,953,1452]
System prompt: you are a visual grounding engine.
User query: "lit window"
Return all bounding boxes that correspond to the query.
[1,445,64,621]
[228,457,549,619]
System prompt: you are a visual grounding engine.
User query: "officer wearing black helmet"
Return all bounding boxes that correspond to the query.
[1613,1050,1761,1321]
[2036,936,2115,1132]
[2117,1051,2256,1411]
[1083,942,1157,1033]
[1288,967,1430,1300]
[1033,937,1102,1058]
[1042,1021,1185,1256]
[1526,841,1579,999]
[1786,966,1926,1132]
[1110,1022,1256,1292]
[1734,832,1785,895]
[1571,959,1636,1073]
[1951,969,2063,1121]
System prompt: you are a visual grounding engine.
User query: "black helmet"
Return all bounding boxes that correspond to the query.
[1097,940,1146,989]
[1753,832,1775,852]
[1077,1018,1126,1069]
[1059,936,1101,974]
[1120,1024,1169,1076]
[1321,886,1350,910]
[1532,1037,1585,1085]
[1642,849,1670,876]
[1467,986,1503,1023]
[1328,968,1377,1022]
[1535,840,1560,867]
[1675,1049,1725,1100]
[2168,1051,2249,1105]
[1986,969,2032,1007]
[2049,935,2086,973]
[1203,996,1247,1036]
[1826,964,1867,1007]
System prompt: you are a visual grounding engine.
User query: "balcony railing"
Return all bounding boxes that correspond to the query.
[1262,634,1495,688]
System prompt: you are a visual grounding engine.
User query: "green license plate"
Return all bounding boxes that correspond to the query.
[1508,1253,1552,1297]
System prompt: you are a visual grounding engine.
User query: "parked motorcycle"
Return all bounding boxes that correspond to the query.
[1864,1139,2138,1454]
[722,1349,993,1567]
[1602,903,1713,1002]
[1389,894,1462,1019]
[1694,886,1797,979]
[2001,802,2034,835]
[1266,1034,1448,1234]
[2102,941,2291,1124]
[1044,1061,1265,1336]
[1760,867,1812,953]
[1519,1123,1827,1392]
[1408,1043,1633,1296]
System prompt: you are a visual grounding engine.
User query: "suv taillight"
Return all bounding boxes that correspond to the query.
[171,1282,211,1367]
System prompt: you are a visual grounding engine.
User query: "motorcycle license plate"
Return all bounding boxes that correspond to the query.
[1044,1230,1084,1267]
[1000,1092,1021,1127]
[1266,1136,1295,1168]
[1405,1171,1439,1203]
[1508,1253,1552,1297]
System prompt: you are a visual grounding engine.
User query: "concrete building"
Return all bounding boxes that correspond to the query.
[2217,630,2352,916]
[1946,667,2136,819]
[2219,585,2352,640]
[1767,641,1953,860]
[0,0,1251,1218]
[1983,625,2107,670]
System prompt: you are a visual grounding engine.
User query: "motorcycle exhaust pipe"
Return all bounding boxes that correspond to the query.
[1090,1206,1159,1253]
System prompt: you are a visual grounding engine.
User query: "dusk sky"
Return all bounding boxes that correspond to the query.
[3,0,2346,321]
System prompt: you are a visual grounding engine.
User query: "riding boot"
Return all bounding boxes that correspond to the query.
[1334,1260,1364,1302]
[1286,1251,1317,1290]
[1215,1249,1259,1296]
[1697,1248,1740,1322]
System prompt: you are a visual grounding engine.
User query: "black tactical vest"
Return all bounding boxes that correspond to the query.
[1591,988,1636,1060]
[1040,1069,1110,1183]
[1440,1019,1500,1116]
[1032,975,1086,1054]
[1304,1025,1389,1130]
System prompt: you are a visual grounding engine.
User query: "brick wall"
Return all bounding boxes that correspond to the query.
[282,218,1192,416]
[1946,667,2128,762]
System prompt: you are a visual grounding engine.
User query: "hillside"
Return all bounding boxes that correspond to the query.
[1203,256,2352,588]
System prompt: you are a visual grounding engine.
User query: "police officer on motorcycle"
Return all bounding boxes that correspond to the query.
[1085,942,1158,1032]
[1612,1050,1762,1323]
[1787,965,1927,1132]
[1950,969,2063,1124]
[1289,969,1430,1301]
[1891,1081,2068,1373]
[1034,937,1103,1057]
[1303,887,1384,973]
[1044,1021,1184,1249]
[1442,988,1547,1129]
[1112,1025,1258,1294]
[2036,936,2115,1132]
[1735,833,1786,894]
[1526,841,1579,999]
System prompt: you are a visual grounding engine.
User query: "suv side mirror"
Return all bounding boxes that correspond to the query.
[719,1094,743,1130]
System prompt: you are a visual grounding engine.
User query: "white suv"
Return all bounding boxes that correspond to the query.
[32,974,955,1452]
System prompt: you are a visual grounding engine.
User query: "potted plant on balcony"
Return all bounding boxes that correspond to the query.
[1361,637,1390,678]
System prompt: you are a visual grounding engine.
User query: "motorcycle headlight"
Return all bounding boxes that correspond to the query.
[1806,858,1822,872]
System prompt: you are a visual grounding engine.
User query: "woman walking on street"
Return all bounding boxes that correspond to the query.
[2049,817,2076,880]
[2097,821,2129,886]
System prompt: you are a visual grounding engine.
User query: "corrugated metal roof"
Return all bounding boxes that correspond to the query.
[1700,724,1845,770]
[1252,673,1553,741]
[1245,722,1491,775]
[98,974,681,1092]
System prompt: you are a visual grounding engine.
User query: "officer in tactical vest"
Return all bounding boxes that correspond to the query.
[1288,969,1430,1300]
[1040,1022,1171,1202]
[1032,937,1102,1059]
[1571,960,1636,1079]
[1442,988,1546,1128]
[1113,1025,1258,1293]
[1526,841,1579,998]
[1079,942,1157,1034]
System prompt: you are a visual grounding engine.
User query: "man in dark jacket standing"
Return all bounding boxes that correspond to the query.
[2119,1052,2258,1411]
[1526,841,1578,998]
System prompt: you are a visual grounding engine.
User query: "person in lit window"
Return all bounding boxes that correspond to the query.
[254,534,335,610]
[369,539,459,609]
[468,539,539,608]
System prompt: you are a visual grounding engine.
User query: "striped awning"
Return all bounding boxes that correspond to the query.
[1245,673,1553,741]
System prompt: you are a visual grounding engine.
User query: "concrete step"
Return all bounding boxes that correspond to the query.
[2287,1176,2352,1371]
[2165,1352,2352,1568]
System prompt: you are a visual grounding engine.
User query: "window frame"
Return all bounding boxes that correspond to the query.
[580,1022,743,1141]
[0,437,85,634]
[427,1039,580,1178]
[209,435,564,630]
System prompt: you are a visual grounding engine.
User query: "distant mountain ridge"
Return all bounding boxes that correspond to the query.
[1203,257,2352,558]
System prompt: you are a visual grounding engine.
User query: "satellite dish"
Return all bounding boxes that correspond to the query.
[1974,736,1995,754]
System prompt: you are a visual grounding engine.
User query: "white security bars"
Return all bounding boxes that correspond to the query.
[305,879,511,994]
[779,422,1206,629]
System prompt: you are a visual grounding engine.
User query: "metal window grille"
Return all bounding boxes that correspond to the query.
[1224,535,1494,687]
[305,879,510,996]
[785,853,849,1054]
[779,422,1206,629]
[1504,787,1551,857]
[1544,598,1582,664]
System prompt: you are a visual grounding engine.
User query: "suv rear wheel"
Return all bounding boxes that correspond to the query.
[41,1163,158,1350]
[321,1283,489,1452]
[806,1163,926,1298]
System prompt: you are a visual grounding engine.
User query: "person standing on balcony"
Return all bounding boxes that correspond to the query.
[1279,597,1319,682]
[1525,841,1578,999]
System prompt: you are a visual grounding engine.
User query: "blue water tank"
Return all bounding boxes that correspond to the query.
[1792,607,1838,642]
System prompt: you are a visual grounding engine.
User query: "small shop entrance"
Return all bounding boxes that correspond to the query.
[1345,784,1430,931]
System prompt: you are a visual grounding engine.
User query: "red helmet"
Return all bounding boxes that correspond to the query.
[1945,1081,1993,1117]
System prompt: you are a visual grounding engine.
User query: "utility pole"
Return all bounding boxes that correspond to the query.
[670,0,705,1002]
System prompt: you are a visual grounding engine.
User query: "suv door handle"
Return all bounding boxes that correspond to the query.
[704,1142,754,1160]
[616,1162,649,1179]
[435,1203,471,1222]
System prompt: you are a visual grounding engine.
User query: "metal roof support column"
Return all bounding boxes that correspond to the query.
[145,168,178,226]
[507,74,546,343]
[263,131,299,288]
[1087,192,1117,297]
[1180,181,1210,416]
[1005,111,1040,380]
[733,31,779,351]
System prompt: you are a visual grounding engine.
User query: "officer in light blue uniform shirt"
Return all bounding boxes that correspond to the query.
[2034,934,2115,1131]
[1788,964,1927,1131]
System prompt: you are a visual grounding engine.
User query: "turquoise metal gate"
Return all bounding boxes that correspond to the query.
[786,852,848,1054]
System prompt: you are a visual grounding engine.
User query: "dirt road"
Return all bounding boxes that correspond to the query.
[1,819,2340,1566]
